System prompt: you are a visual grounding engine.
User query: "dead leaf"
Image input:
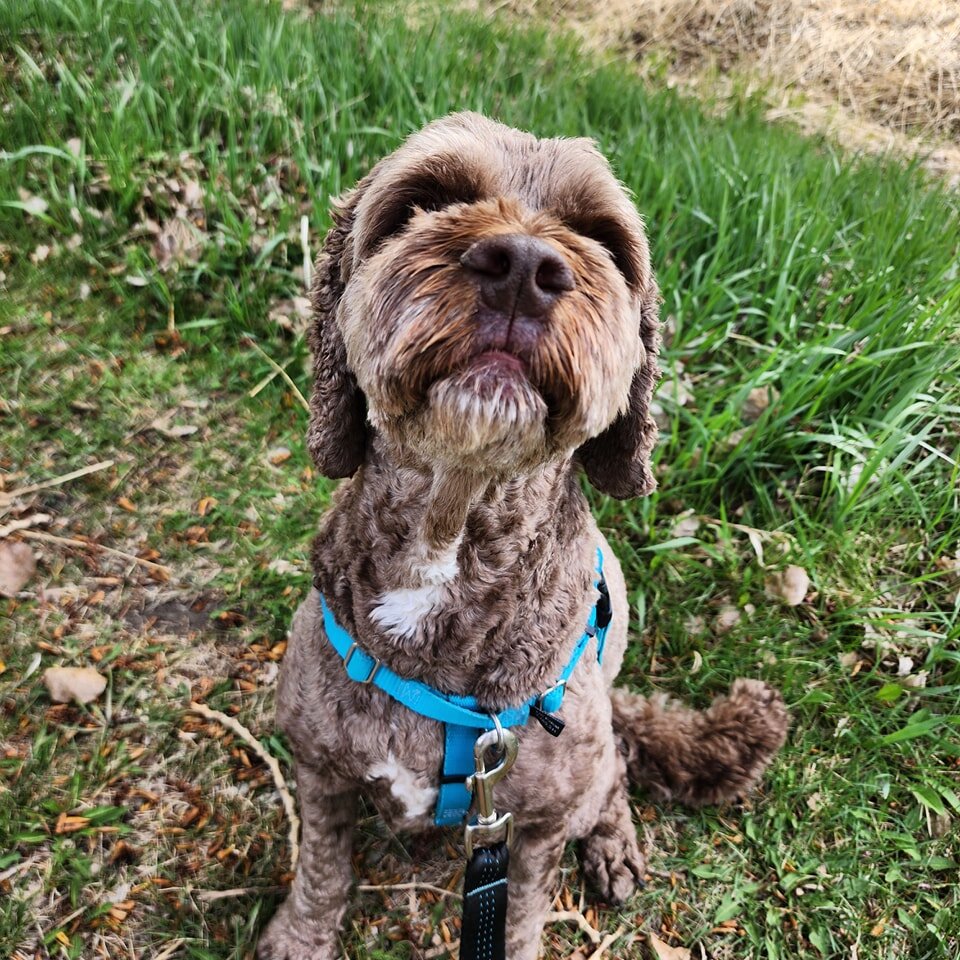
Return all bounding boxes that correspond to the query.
[182,179,204,209]
[647,931,691,960]
[743,385,780,422]
[719,426,750,452]
[17,189,48,217]
[43,666,107,704]
[65,137,83,158]
[268,296,312,333]
[0,541,36,596]
[896,655,914,676]
[30,244,52,264]
[765,565,810,606]
[55,813,90,834]
[150,419,198,438]
[268,558,300,576]
[268,446,292,465]
[154,214,205,271]
[713,605,741,635]
[671,512,700,538]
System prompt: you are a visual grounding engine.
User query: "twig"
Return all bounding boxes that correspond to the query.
[153,939,186,960]
[592,924,626,958]
[188,701,301,868]
[194,886,283,902]
[2,460,114,500]
[645,866,685,879]
[546,909,602,945]
[0,513,52,539]
[300,215,312,290]
[356,881,463,900]
[248,367,282,399]
[17,529,172,576]
[246,339,310,413]
[0,854,38,884]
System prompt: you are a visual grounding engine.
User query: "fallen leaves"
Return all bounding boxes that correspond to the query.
[54,812,91,834]
[154,214,206,271]
[17,188,48,217]
[713,605,742,635]
[149,418,198,439]
[647,931,691,960]
[43,666,107,704]
[742,385,780,423]
[268,295,312,334]
[0,540,36,596]
[764,565,811,606]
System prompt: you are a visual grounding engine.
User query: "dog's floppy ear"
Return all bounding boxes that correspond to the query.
[306,189,368,478]
[577,280,662,499]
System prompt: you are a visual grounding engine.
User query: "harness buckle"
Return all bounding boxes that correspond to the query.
[343,643,381,684]
[536,678,566,713]
[464,725,518,856]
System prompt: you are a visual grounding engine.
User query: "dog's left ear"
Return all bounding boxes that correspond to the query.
[576,279,661,499]
[306,189,368,478]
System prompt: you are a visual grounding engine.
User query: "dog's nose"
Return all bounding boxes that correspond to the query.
[460,234,574,317]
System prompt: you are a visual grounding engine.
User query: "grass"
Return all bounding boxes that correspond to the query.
[1,0,958,958]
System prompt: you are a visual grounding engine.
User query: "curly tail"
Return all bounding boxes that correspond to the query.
[610,679,788,807]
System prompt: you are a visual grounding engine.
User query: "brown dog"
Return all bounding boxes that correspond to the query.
[258,113,787,960]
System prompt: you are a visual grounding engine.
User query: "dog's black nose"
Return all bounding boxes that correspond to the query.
[460,234,574,317]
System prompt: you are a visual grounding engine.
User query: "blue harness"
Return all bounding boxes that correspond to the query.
[316,549,612,826]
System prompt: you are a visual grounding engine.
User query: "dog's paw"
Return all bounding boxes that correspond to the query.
[580,828,646,904]
[258,906,335,960]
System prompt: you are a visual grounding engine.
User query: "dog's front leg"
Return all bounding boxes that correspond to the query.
[258,764,357,960]
[503,823,566,960]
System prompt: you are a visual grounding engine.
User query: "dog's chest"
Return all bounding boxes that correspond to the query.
[357,729,444,830]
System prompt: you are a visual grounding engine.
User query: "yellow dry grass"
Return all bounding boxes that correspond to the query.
[472,0,960,183]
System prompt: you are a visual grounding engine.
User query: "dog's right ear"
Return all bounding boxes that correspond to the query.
[306,189,368,478]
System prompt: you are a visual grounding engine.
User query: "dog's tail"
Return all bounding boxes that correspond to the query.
[610,679,788,807]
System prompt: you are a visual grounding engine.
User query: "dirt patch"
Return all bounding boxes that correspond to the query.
[483,0,960,184]
[121,590,222,635]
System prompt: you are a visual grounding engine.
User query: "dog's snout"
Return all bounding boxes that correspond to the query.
[460,234,574,317]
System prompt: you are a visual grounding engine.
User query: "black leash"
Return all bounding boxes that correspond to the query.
[460,840,510,960]
[460,723,518,960]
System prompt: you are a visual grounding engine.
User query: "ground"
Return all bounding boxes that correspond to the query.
[468,0,960,185]
[1,1,959,959]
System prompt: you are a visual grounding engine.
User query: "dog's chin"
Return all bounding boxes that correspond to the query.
[410,355,551,472]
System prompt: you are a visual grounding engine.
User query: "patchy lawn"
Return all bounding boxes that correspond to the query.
[1,1,958,959]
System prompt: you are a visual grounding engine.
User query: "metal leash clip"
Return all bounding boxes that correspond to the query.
[464,716,519,857]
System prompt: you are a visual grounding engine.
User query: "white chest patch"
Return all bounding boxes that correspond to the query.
[371,537,461,640]
[367,752,437,820]
[370,583,445,639]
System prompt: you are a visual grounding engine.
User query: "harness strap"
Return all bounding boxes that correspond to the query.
[316,547,612,826]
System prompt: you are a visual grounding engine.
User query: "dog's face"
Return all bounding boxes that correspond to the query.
[308,113,660,496]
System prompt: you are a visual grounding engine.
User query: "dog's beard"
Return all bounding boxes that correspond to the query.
[419,359,549,470]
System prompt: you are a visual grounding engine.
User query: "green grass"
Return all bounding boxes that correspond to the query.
[1,0,959,958]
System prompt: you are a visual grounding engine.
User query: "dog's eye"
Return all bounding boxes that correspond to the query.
[366,178,480,253]
[568,215,641,288]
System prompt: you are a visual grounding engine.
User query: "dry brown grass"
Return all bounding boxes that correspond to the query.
[474,0,960,183]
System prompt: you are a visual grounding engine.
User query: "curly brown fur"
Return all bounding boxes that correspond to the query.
[259,113,788,960]
[611,679,789,807]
